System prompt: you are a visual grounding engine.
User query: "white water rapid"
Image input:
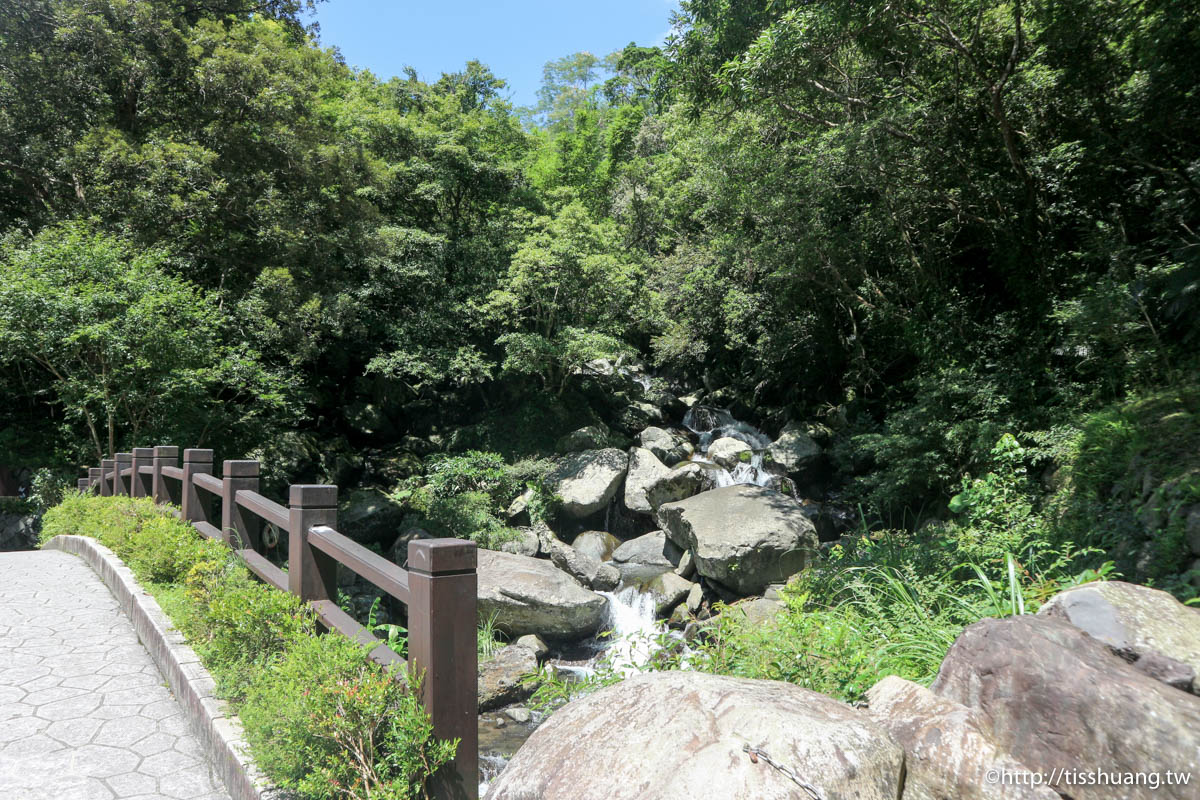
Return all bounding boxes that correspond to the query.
[682,406,776,488]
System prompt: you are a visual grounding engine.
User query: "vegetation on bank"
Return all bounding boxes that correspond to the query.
[40,494,455,800]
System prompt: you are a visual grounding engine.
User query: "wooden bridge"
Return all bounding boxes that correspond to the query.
[74,446,479,800]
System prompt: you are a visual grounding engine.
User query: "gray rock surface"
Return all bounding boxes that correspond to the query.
[545,448,629,518]
[485,671,904,800]
[707,436,751,469]
[617,401,664,433]
[513,635,548,660]
[545,535,620,591]
[867,675,1059,800]
[1039,580,1200,692]
[932,615,1200,800]
[477,549,608,639]
[623,448,671,514]
[478,644,539,712]
[499,527,539,558]
[571,530,620,563]
[610,530,682,582]
[643,462,713,511]
[0,550,231,800]
[657,485,818,595]
[643,573,694,618]
[555,425,610,454]
[766,421,822,474]
[638,427,693,466]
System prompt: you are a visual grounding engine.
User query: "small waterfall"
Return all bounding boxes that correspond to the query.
[684,406,776,488]
[479,753,509,798]
[596,586,661,674]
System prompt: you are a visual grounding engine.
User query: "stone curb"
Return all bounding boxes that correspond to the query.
[43,535,277,800]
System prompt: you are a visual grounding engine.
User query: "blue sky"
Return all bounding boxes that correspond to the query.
[309,1,679,109]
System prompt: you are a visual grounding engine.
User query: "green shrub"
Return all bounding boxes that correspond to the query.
[181,565,316,702]
[240,633,457,800]
[425,492,520,551]
[425,451,515,505]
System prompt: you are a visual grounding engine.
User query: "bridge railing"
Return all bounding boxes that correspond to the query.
[82,446,478,799]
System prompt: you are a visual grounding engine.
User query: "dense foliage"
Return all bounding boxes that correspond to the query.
[39,494,455,799]
[3,1,1197,580]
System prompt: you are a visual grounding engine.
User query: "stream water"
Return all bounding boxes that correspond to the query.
[682,405,777,488]
[478,403,779,795]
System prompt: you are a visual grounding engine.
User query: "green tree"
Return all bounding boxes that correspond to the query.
[0,223,291,460]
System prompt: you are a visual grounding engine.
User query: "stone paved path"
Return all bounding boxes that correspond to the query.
[0,550,232,800]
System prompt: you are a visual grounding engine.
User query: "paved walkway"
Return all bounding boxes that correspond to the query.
[0,550,232,800]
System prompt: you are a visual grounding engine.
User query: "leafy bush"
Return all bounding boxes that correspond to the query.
[240,633,456,800]
[180,564,316,702]
[424,451,515,504]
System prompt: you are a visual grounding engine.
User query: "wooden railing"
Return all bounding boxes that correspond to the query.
[80,446,478,799]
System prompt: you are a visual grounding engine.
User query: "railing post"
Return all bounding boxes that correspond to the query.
[130,447,153,498]
[113,453,132,496]
[408,538,478,800]
[287,485,338,602]
[99,459,114,496]
[152,446,180,506]
[222,460,262,551]
[88,467,102,495]
[77,478,89,492]
[182,449,214,525]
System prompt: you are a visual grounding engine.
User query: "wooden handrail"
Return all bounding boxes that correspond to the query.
[192,472,222,495]
[193,520,222,541]
[235,489,289,531]
[238,548,288,592]
[310,525,411,604]
[82,443,478,799]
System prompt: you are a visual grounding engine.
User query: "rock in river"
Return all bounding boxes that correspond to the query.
[656,485,818,595]
[545,448,629,518]
[623,447,671,514]
[485,671,903,800]
[477,549,608,640]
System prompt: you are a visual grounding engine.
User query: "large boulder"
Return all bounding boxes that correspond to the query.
[545,448,629,518]
[932,615,1200,800]
[657,485,818,595]
[1039,580,1200,693]
[616,401,664,433]
[485,671,904,800]
[638,427,693,466]
[643,462,713,511]
[766,421,822,475]
[555,424,610,454]
[477,549,608,640]
[623,448,671,514]
[478,643,539,712]
[545,535,620,591]
[708,436,752,469]
[572,530,620,562]
[610,530,682,583]
[866,676,1059,800]
[643,572,694,618]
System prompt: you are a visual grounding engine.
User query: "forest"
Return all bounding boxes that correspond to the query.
[4,2,1200,798]
[2,0,1198,589]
